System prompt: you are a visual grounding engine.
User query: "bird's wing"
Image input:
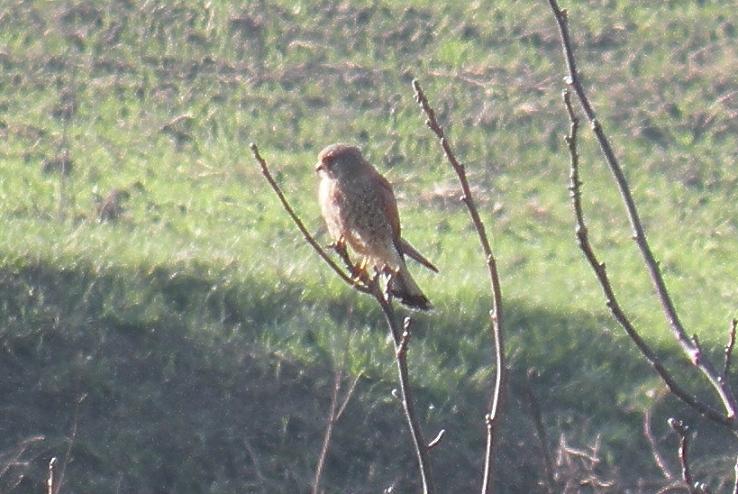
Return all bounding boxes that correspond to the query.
[375,172,439,274]
[398,237,439,273]
[375,173,402,240]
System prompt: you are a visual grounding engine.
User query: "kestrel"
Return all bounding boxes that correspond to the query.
[315,143,438,310]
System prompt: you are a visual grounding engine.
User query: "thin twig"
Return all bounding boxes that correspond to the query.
[335,371,362,421]
[396,317,413,359]
[412,79,506,494]
[724,319,737,381]
[655,482,691,494]
[313,338,362,494]
[244,436,270,493]
[0,435,45,480]
[668,418,696,492]
[53,394,86,494]
[524,369,556,493]
[643,398,675,480]
[250,143,370,293]
[560,87,729,426]
[732,455,738,494]
[312,367,344,494]
[47,457,56,494]
[374,284,435,494]
[427,429,446,450]
[547,0,738,425]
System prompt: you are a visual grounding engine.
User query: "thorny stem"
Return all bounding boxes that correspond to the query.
[547,0,738,426]
[413,79,506,494]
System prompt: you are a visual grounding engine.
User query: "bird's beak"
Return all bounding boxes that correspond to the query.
[314,161,324,173]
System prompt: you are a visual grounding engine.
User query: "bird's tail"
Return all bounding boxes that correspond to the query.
[388,263,432,311]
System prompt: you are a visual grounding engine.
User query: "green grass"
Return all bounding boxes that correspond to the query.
[2,0,738,492]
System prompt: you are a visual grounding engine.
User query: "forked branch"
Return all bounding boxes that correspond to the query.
[413,79,506,494]
[561,89,729,426]
[547,0,738,427]
[668,418,710,494]
[524,369,557,493]
[312,361,362,494]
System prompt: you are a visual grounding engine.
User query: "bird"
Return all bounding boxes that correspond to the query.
[315,143,437,310]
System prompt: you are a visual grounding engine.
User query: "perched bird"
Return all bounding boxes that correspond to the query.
[315,143,437,310]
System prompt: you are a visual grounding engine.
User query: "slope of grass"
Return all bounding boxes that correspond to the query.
[2,0,738,491]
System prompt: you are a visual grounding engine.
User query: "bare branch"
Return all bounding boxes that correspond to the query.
[312,367,344,494]
[427,429,446,450]
[655,481,692,494]
[47,457,57,494]
[555,433,617,492]
[724,319,737,381]
[314,335,364,494]
[547,0,738,426]
[53,393,86,494]
[335,371,363,422]
[668,419,698,493]
[560,87,729,426]
[524,369,556,493]
[396,317,413,359]
[0,435,45,482]
[374,285,435,494]
[244,436,270,493]
[250,143,370,294]
[643,395,675,480]
[412,78,506,494]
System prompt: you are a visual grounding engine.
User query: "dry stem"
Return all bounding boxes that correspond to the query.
[412,78,506,494]
[47,457,57,494]
[560,86,730,425]
[547,0,738,428]
[724,320,737,381]
[313,340,362,494]
[524,369,556,493]
[643,397,675,481]
[374,290,436,494]
[312,367,343,494]
[667,418,709,494]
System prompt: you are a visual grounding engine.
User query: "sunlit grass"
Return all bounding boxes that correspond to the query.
[2,0,738,490]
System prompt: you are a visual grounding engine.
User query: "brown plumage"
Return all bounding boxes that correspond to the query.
[315,143,437,310]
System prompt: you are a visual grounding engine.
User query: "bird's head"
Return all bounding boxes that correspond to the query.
[315,143,367,180]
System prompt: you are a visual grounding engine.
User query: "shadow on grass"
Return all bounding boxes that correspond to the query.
[0,261,730,493]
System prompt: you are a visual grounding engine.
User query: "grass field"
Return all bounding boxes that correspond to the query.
[2,0,738,492]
